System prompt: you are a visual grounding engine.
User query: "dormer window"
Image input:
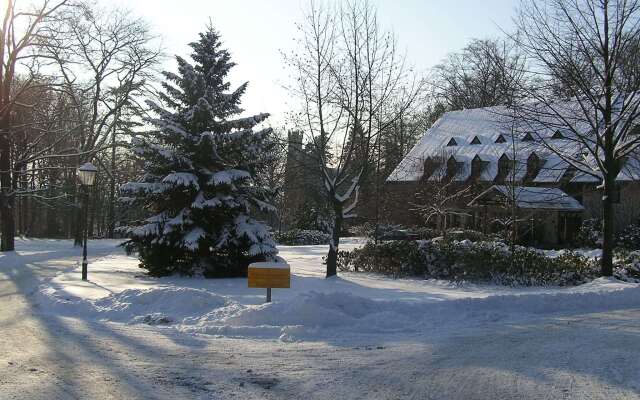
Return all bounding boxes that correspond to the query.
[561,165,577,183]
[494,134,507,144]
[446,138,458,146]
[522,132,534,142]
[552,130,565,139]
[496,154,511,182]
[446,156,462,178]
[471,155,488,180]
[422,157,439,181]
[525,152,544,181]
[470,136,482,145]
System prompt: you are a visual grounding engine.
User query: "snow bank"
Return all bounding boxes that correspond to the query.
[36,286,228,324]
[23,239,640,343]
[37,277,640,342]
[95,287,228,324]
[187,282,639,341]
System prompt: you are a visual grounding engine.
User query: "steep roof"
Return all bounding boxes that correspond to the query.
[386,104,640,184]
[468,185,585,211]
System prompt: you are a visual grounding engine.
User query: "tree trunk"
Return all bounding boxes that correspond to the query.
[73,192,83,246]
[0,118,15,251]
[325,201,343,278]
[601,173,615,276]
[107,126,116,238]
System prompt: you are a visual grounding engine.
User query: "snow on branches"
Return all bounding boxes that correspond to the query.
[119,26,278,277]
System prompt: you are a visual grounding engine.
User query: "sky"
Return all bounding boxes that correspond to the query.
[102,0,520,128]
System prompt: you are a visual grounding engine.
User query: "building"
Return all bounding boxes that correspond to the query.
[384,105,640,245]
[281,131,330,231]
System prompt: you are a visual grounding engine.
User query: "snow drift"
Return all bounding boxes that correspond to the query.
[37,278,640,342]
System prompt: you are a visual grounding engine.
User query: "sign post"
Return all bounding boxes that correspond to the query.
[248,262,290,303]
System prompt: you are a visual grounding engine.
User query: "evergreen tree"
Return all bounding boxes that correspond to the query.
[120,27,278,277]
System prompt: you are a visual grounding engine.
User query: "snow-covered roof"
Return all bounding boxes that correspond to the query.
[469,185,585,211]
[386,104,640,184]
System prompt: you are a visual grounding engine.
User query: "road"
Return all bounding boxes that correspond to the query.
[0,243,639,399]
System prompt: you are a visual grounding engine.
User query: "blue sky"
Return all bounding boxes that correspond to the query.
[104,0,519,126]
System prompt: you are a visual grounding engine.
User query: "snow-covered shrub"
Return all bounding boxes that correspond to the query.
[338,239,600,286]
[574,218,602,247]
[119,28,277,277]
[614,251,640,282]
[444,229,499,242]
[274,229,330,245]
[616,219,640,250]
[573,218,640,250]
[336,240,430,275]
[413,227,440,240]
[353,225,495,242]
[351,223,414,240]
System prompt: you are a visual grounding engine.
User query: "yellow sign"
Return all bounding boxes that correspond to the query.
[248,262,290,289]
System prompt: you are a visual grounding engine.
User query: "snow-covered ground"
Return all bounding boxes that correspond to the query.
[1,238,640,399]
[32,238,637,342]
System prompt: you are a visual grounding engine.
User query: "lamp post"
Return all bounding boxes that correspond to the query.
[78,162,97,281]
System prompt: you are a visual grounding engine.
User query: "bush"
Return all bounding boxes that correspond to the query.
[614,250,640,282]
[574,218,602,248]
[574,217,640,250]
[354,224,497,242]
[412,227,440,240]
[274,229,330,245]
[350,223,411,240]
[337,239,600,286]
[616,219,640,250]
[444,229,502,242]
[337,240,429,276]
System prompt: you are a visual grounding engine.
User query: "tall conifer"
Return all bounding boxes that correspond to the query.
[121,27,277,277]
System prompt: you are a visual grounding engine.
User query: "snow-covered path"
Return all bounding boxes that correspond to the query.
[1,239,639,399]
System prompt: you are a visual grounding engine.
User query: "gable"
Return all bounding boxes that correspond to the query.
[522,132,534,141]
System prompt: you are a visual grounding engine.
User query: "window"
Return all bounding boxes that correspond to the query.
[422,157,439,180]
[552,130,565,139]
[561,166,576,182]
[526,153,543,181]
[496,154,511,181]
[470,136,482,145]
[522,132,534,142]
[446,138,458,146]
[447,156,461,178]
[495,134,507,144]
[471,155,488,180]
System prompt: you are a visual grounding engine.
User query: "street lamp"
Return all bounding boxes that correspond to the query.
[78,162,97,281]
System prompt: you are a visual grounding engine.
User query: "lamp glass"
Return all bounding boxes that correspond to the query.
[78,162,97,186]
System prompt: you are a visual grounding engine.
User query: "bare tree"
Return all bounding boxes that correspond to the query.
[0,0,70,251]
[512,0,640,276]
[285,0,422,277]
[44,2,160,242]
[412,150,473,236]
[432,38,528,110]
[495,119,527,248]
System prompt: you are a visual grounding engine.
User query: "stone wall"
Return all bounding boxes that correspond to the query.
[581,182,640,232]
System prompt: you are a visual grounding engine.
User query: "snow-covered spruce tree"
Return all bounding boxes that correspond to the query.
[119,27,278,277]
